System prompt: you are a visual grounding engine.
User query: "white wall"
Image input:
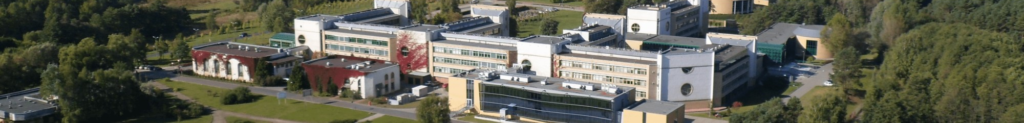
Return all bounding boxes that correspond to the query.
[626,9,670,35]
[516,42,562,77]
[193,55,252,82]
[347,66,402,98]
[657,53,715,102]
[295,19,327,53]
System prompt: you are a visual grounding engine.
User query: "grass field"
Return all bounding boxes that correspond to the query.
[783,82,803,95]
[515,10,585,37]
[159,80,373,123]
[305,0,375,15]
[120,114,214,123]
[372,115,419,123]
[225,116,271,123]
[518,0,585,7]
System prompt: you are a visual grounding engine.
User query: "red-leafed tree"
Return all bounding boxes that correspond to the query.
[394,32,429,74]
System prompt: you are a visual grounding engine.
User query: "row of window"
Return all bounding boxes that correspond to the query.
[433,57,507,69]
[637,91,646,98]
[559,60,647,75]
[433,46,508,60]
[325,35,388,46]
[481,84,614,108]
[433,66,467,74]
[327,44,389,56]
[559,71,648,86]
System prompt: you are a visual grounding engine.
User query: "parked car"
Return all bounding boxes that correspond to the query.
[823,80,834,86]
[239,32,250,38]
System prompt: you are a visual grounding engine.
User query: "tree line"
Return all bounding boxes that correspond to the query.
[731,0,1024,122]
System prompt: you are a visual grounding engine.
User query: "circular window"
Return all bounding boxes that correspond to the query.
[400,47,410,56]
[631,23,640,33]
[298,35,306,44]
[681,83,692,96]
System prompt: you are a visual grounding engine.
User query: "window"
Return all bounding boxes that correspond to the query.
[682,67,693,74]
[631,23,640,33]
[681,83,692,96]
[401,47,409,56]
[637,91,646,98]
[298,35,306,44]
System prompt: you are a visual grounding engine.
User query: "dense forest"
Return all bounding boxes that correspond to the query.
[732,0,1024,122]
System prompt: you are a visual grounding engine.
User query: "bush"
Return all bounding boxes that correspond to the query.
[221,87,255,105]
[255,76,285,86]
[374,97,389,104]
[329,119,358,123]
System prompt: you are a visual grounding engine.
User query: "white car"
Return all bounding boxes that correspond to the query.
[823,80,835,86]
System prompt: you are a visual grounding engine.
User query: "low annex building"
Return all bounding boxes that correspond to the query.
[0,88,58,122]
[191,42,304,82]
[302,55,401,98]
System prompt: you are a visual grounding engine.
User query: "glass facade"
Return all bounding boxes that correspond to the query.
[326,44,389,56]
[559,60,647,75]
[756,42,785,64]
[433,56,507,69]
[433,46,508,60]
[558,71,647,86]
[480,84,618,123]
[806,40,818,56]
[325,35,388,46]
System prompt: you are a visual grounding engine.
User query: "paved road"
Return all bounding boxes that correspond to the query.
[494,0,585,12]
[143,70,469,123]
[783,63,833,103]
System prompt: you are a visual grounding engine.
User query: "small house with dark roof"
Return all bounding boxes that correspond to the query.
[302,55,400,98]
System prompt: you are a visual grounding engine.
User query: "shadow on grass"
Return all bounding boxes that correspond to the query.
[736,76,794,106]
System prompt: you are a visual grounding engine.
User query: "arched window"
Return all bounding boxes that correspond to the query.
[681,83,693,96]
[681,67,693,74]
[298,35,306,44]
[521,60,532,71]
[213,60,220,74]
[237,64,243,77]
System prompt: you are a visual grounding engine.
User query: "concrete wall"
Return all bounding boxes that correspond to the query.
[360,66,401,98]
[294,18,338,53]
[626,9,670,35]
[322,31,396,61]
[516,42,559,77]
[658,53,715,102]
[194,56,252,82]
[556,55,657,100]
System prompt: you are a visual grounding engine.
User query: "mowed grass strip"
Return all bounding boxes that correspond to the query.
[515,10,584,37]
[160,80,373,123]
[372,115,419,123]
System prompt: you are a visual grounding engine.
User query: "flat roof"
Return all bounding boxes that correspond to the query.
[521,36,568,44]
[627,33,706,47]
[0,88,57,114]
[401,25,444,32]
[715,45,748,61]
[296,14,340,21]
[268,56,302,64]
[459,23,503,34]
[354,14,403,24]
[559,53,657,65]
[433,39,517,51]
[325,28,397,38]
[270,33,295,42]
[756,23,799,44]
[794,25,826,38]
[303,56,397,72]
[458,71,635,100]
[627,100,684,115]
[193,42,285,58]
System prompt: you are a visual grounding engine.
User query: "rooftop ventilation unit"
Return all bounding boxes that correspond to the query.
[326,62,332,66]
[562,81,595,91]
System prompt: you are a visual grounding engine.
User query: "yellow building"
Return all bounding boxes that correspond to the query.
[622,100,686,123]
[792,25,832,60]
[428,34,518,84]
[710,0,754,14]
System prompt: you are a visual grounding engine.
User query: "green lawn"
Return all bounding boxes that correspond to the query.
[384,99,423,109]
[372,115,419,123]
[518,0,585,7]
[305,0,375,15]
[225,116,271,123]
[515,10,585,37]
[189,27,260,46]
[783,82,803,95]
[159,80,373,123]
[800,86,835,108]
[119,113,214,123]
[457,114,499,123]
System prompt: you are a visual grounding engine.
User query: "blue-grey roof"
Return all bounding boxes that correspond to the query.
[433,39,518,51]
[374,0,409,10]
[325,28,397,38]
[793,25,825,38]
[443,17,495,32]
[583,14,625,35]
[627,100,684,115]
[441,32,522,44]
[340,8,395,22]
[296,14,341,21]
[334,21,401,32]
[708,37,753,46]
[0,88,58,115]
[565,44,660,58]
[756,23,799,44]
[471,7,506,17]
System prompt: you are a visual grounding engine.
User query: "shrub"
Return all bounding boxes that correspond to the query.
[221,87,255,105]
[733,101,744,108]
[374,97,389,104]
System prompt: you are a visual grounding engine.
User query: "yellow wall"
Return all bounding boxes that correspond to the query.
[710,0,738,14]
[622,110,644,123]
[622,106,686,123]
[755,0,772,6]
[447,77,468,112]
[795,36,833,59]
[626,39,645,50]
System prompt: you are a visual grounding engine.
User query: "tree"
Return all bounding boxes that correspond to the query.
[287,65,308,91]
[417,95,450,123]
[260,0,295,32]
[394,33,429,74]
[206,11,220,31]
[583,0,619,14]
[798,90,846,123]
[152,40,168,59]
[1001,104,1024,123]
[541,18,560,35]
[831,47,861,94]
[729,98,800,123]
[410,0,429,23]
[506,0,517,16]
[823,14,853,53]
[170,37,192,63]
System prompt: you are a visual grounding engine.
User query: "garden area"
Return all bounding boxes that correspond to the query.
[515,10,584,37]
[158,80,374,123]
[687,76,802,119]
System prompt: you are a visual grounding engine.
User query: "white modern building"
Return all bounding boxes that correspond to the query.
[302,55,402,98]
[625,0,710,37]
[191,42,304,82]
